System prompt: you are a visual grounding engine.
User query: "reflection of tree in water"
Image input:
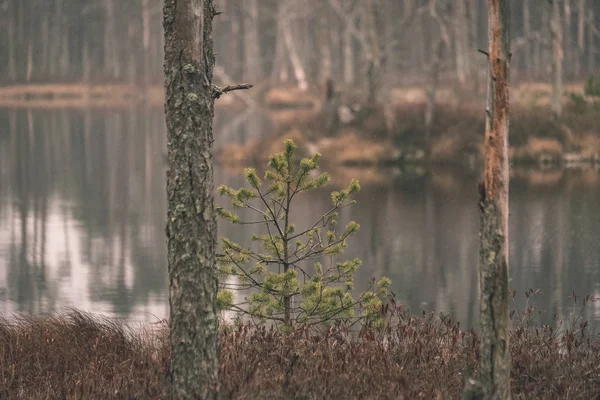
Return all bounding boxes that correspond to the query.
[1,108,600,324]
[0,108,168,319]
[5,110,57,313]
[217,165,600,329]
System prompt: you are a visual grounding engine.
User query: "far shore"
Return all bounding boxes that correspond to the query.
[2,81,598,169]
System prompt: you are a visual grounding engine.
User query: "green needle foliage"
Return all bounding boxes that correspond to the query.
[216,139,390,328]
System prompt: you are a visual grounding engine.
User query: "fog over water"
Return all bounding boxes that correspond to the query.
[1,108,599,328]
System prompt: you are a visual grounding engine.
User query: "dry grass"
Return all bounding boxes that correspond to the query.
[0,311,169,399]
[315,132,397,166]
[263,85,320,109]
[0,83,162,109]
[1,304,599,399]
[0,83,239,109]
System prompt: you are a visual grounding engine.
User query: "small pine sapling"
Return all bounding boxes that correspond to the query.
[216,139,390,328]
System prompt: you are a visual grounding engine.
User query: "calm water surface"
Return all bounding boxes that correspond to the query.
[0,108,599,328]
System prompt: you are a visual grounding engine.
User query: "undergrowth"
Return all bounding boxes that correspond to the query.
[1,295,599,399]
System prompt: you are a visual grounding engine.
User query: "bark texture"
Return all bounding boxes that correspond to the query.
[163,0,219,399]
[475,0,511,399]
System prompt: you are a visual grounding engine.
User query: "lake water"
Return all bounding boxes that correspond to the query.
[1,107,599,329]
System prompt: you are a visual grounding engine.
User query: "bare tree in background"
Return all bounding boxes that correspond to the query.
[2,0,599,90]
[243,0,262,82]
[424,0,451,145]
[551,0,564,117]
[465,0,511,399]
[453,0,471,85]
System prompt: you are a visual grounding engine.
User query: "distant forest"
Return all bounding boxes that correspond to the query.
[1,0,599,87]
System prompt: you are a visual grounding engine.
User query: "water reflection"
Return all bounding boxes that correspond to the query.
[0,108,599,328]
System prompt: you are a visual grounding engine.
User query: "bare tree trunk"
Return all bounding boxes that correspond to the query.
[425,1,450,145]
[466,0,480,93]
[467,0,511,399]
[40,1,50,81]
[551,0,564,117]
[7,0,16,81]
[104,0,120,79]
[425,40,443,145]
[243,0,262,81]
[343,24,355,85]
[330,16,342,82]
[281,13,308,91]
[163,0,219,398]
[227,0,242,81]
[319,13,333,83]
[59,14,69,80]
[564,0,572,78]
[271,14,288,83]
[589,10,597,72]
[453,0,471,85]
[534,3,546,75]
[575,0,585,76]
[366,0,382,104]
[523,0,531,78]
[142,0,151,83]
[82,30,91,82]
[26,38,33,82]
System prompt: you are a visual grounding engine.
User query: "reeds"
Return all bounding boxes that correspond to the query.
[1,304,599,399]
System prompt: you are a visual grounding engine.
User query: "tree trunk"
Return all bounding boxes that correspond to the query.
[59,13,69,80]
[228,0,242,81]
[163,0,219,398]
[39,0,50,81]
[551,0,563,117]
[576,0,585,76]
[7,0,16,81]
[104,0,120,79]
[281,14,308,91]
[523,0,531,78]
[425,39,444,146]
[142,0,151,83]
[343,24,355,85]
[271,16,288,83]
[26,38,33,82]
[563,0,572,78]
[82,30,91,83]
[534,3,545,75]
[366,0,382,104]
[319,13,333,83]
[453,0,471,85]
[587,8,596,73]
[470,0,511,399]
[243,0,262,81]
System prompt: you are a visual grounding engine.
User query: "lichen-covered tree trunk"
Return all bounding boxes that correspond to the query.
[476,0,511,399]
[163,0,219,399]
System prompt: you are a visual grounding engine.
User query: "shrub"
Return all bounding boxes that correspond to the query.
[216,139,390,328]
[568,92,587,114]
